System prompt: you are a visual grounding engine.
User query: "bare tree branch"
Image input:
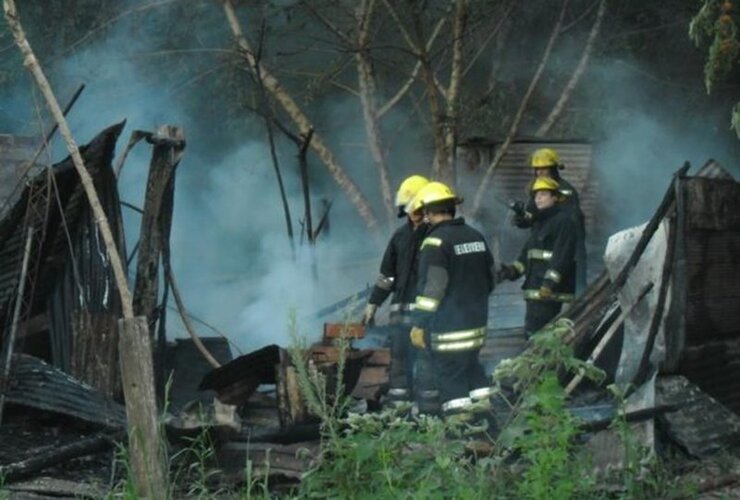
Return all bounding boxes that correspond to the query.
[220,0,379,231]
[471,0,570,216]
[377,15,446,118]
[441,0,468,184]
[355,0,395,223]
[536,0,607,137]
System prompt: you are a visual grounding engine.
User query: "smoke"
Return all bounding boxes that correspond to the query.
[4,0,740,349]
[0,1,394,353]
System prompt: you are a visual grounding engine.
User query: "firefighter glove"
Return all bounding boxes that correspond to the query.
[497,264,519,282]
[361,303,378,326]
[508,200,526,217]
[410,326,426,349]
[538,286,553,300]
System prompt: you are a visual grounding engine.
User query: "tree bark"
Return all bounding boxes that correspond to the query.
[383,0,449,180]
[377,16,446,119]
[118,316,169,498]
[355,0,394,224]
[220,0,379,232]
[536,0,607,137]
[471,0,570,216]
[132,125,184,329]
[2,2,168,494]
[442,0,469,186]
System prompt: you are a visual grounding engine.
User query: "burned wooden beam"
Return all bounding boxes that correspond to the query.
[0,431,123,482]
[131,125,185,327]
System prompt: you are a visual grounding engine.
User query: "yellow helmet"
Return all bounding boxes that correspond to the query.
[531,177,560,193]
[530,148,560,168]
[395,175,430,213]
[408,181,460,213]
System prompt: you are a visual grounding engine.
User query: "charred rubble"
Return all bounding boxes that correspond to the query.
[0,124,739,497]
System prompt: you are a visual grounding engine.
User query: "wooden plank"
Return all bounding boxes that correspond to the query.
[323,322,365,340]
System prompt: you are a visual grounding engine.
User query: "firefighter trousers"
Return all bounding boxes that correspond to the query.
[388,324,414,399]
[431,349,488,405]
[524,300,563,339]
[414,348,440,414]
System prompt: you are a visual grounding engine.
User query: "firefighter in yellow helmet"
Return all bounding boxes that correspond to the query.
[511,147,587,293]
[499,177,578,338]
[408,182,495,416]
[362,175,429,405]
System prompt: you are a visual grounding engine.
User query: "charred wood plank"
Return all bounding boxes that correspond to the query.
[0,431,123,482]
[132,125,184,330]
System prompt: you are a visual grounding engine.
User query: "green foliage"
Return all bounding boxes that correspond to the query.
[690,0,740,136]
[175,427,223,499]
[493,320,604,500]
[103,443,139,500]
[607,385,699,500]
[298,409,500,499]
[0,470,8,500]
[515,374,584,500]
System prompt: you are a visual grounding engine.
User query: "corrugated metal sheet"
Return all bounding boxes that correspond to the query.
[4,354,126,429]
[694,159,736,181]
[0,123,126,390]
[676,176,740,415]
[0,134,40,220]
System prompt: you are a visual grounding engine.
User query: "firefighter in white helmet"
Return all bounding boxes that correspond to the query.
[362,175,430,405]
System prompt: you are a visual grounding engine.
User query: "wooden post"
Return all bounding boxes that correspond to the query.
[118,316,168,498]
[2,1,169,493]
[132,126,184,399]
[132,125,185,328]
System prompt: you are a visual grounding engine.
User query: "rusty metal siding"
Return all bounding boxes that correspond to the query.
[0,134,41,219]
[677,176,740,415]
[0,123,126,388]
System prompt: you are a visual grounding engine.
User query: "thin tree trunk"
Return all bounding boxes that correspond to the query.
[254,22,295,257]
[442,0,468,186]
[221,0,379,232]
[356,0,394,225]
[536,0,607,137]
[2,1,167,496]
[383,0,449,179]
[3,0,132,318]
[471,0,570,216]
[377,16,447,118]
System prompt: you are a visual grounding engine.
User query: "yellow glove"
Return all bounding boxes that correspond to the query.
[410,326,426,349]
[538,286,553,300]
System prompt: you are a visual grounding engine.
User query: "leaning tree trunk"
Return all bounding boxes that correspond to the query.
[221,0,379,232]
[2,1,168,497]
[356,0,395,225]
[536,0,607,137]
[471,0,570,216]
[441,0,469,186]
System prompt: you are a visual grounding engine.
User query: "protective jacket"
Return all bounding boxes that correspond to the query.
[369,221,428,320]
[412,218,494,352]
[515,176,587,291]
[514,204,577,303]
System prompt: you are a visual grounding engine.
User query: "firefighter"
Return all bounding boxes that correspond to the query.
[500,177,578,338]
[511,147,587,293]
[362,175,430,405]
[407,181,495,417]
